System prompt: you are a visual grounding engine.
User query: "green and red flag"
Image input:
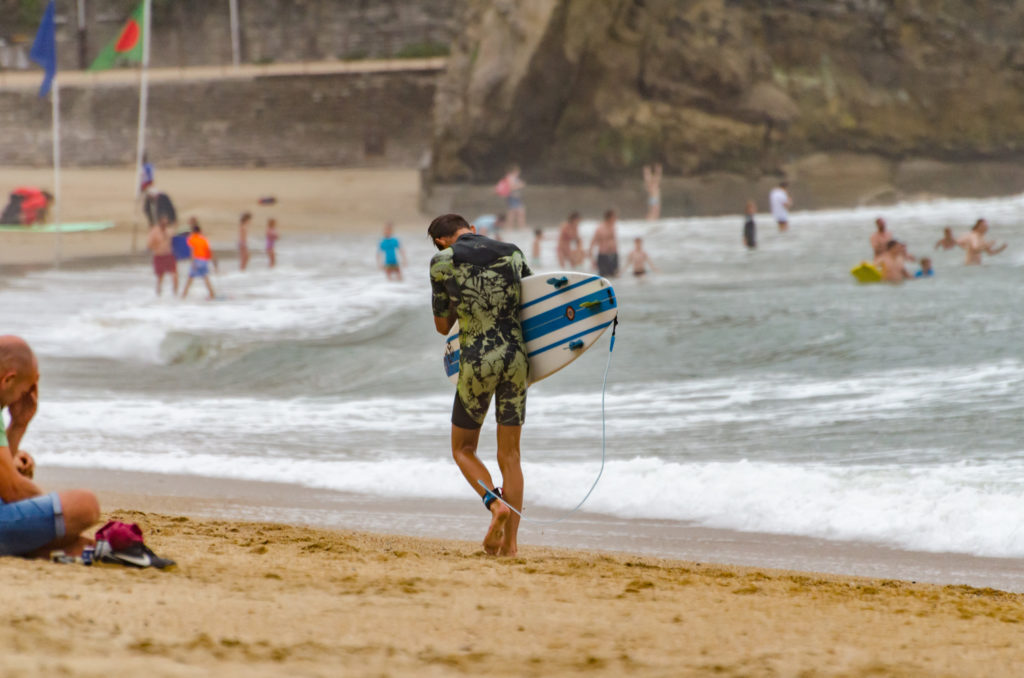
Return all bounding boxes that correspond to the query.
[88,2,146,70]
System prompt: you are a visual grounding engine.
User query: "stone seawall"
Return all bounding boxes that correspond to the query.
[2,67,439,168]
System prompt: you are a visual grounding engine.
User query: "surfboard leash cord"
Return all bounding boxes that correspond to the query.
[479,314,618,526]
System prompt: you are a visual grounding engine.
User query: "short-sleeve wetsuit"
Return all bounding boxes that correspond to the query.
[430,233,533,429]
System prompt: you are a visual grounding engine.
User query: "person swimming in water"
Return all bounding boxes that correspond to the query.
[914,257,934,278]
[626,237,657,278]
[874,240,911,283]
[957,218,1006,265]
[935,227,957,251]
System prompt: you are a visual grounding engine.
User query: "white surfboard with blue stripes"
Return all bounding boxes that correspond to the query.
[442,272,618,385]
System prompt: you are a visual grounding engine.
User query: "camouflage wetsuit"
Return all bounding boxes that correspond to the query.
[431,233,533,428]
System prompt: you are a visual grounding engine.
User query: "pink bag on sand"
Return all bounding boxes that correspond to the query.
[93,520,175,569]
[95,520,145,551]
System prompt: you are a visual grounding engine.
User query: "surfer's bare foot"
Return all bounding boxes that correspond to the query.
[483,503,510,555]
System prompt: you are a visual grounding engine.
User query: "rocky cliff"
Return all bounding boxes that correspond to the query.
[432,0,1024,186]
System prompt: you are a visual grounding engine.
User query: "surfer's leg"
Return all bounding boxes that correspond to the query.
[451,423,508,555]
[495,424,522,557]
[494,356,527,557]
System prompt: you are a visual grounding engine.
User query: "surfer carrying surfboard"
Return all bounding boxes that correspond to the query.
[428,213,533,557]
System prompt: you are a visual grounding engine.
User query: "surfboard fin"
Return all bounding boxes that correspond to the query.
[578,300,602,310]
[568,340,584,351]
[546,276,569,288]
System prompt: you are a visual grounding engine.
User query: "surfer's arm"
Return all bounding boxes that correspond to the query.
[987,242,1007,255]
[434,306,457,334]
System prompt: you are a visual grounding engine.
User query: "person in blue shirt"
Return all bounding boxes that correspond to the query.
[377,222,407,281]
[914,257,934,278]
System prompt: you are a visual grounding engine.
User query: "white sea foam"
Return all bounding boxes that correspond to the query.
[4,238,428,364]
[38,446,1024,558]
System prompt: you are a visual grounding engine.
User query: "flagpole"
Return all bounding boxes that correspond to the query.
[229,0,240,68]
[52,78,62,267]
[131,0,152,253]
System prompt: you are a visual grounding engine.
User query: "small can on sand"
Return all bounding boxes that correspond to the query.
[81,545,95,566]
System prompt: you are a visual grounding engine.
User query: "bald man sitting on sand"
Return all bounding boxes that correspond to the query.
[0,336,100,558]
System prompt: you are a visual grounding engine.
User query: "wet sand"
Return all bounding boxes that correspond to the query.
[0,166,422,265]
[41,466,1024,594]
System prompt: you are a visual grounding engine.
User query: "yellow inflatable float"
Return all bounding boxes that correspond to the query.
[850,261,883,283]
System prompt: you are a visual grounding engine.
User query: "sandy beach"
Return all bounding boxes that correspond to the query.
[0,507,1021,677]
[0,166,423,265]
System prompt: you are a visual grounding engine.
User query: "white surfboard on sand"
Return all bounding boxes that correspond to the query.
[442,272,618,385]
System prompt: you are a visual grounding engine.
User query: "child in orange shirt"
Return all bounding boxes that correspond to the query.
[181,218,218,300]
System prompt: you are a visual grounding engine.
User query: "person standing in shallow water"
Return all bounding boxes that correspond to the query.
[556,212,584,268]
[590,209,620,277]
[181,219,218,300]
[957,218,1007,265]
[769,180,792,232]
[643,164,662,220]
[147,216,178,296]
[266,218,279,268]
[742,200,757,250]
[498,165,526,230]
[428,213,532,557]
[377,222,406,281]
[238,212,252,271]
[870,217,893,257]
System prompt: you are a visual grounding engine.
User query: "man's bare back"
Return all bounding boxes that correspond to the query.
[147,225,172,256]
[591,220,617,255]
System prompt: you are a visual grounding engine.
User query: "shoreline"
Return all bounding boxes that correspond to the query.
[40,465,1024,593]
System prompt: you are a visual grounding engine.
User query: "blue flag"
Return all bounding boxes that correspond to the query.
[29,0,57,98]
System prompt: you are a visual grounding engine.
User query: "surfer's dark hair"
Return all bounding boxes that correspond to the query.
[428,213,470,242]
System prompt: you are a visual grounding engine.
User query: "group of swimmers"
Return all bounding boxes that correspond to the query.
[870,216,1007,282]
[549,209,655,278]
[146,209,280,299]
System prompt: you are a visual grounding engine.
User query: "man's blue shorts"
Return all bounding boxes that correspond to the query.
[190,259,211,278]
[0,492,65,556]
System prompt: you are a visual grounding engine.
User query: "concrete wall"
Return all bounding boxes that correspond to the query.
[2,0,458,70]
[1,69,439,168]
